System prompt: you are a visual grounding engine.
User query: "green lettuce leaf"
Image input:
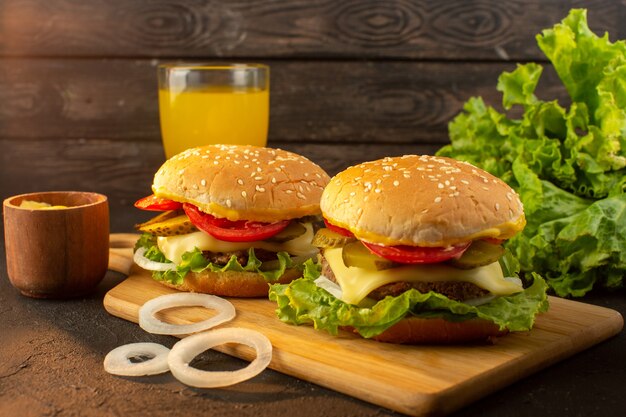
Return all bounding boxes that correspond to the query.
[269,261,549,338]
[437,9,625,296]
[134,233,299,286]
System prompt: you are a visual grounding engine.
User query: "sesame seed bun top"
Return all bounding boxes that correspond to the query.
[321,155,525,247]
[152,144,330,222]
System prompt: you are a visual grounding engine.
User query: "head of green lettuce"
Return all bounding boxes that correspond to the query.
[437,9,626,297]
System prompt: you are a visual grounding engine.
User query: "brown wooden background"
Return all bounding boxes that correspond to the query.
[0,0,624,229]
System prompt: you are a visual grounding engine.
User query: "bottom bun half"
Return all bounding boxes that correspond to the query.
[344,316,508,344]
[157,267,303,298]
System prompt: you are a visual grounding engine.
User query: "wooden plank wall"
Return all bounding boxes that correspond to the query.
[0,1,623,227]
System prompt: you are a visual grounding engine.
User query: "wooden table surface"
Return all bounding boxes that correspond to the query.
[1,201,625,417]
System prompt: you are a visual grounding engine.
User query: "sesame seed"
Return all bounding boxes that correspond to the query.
[450,186,457,190]
[438,183,444,189]
[374,189,381,193]
[254,176,263,181]
[482,186,489,191]
[256,186,265,192]
[237,179,244,185]
[434,197,442,203]
[271,177,277,184]
[201,179,206,186]
[495,203,500,211]
[241,191,247,198]
[393,180,399,187]
[297,192,306,199]
[421,208,429,214]
[461,180,469,185]
[213,160,219,165]
[226,199,232,208]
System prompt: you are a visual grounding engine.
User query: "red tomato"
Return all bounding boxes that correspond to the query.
[362,241,471,264]
[323,219,355,237]
[134,194,183,211]
[183,203,289,242]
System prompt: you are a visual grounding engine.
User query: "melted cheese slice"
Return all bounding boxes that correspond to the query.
[158,222,317,264]
[323,247,523,305]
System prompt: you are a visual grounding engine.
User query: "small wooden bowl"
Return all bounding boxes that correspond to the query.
[3,191,110,298]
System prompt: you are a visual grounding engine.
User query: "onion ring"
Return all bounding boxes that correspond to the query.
[103,342,170,376]
[139,293,236,335]
[168,328,272,388]
[133,247,177,271]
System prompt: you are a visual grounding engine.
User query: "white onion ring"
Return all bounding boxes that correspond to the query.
[139,293,236,335]
[168,328,272,388]
[103,343,170,376]
[133,247,177,271]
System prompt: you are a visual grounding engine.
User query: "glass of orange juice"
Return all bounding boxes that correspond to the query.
[157,63,269,158]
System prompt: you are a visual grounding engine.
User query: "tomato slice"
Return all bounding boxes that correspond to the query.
[362,241,471,264]
[134,194,183,211]
[323,219,355,237]
[183,203,289,242]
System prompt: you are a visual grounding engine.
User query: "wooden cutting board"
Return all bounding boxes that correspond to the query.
[104,234,623,416]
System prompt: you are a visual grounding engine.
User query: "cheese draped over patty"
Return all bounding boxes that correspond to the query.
[322,247,523,305]
[157,222,317,264]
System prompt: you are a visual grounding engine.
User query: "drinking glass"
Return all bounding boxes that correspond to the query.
[158,63,270,159]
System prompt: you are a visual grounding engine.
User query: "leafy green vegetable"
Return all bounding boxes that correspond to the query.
[269,261,549,338]
[134,233,299,285]
[437,9,625,296]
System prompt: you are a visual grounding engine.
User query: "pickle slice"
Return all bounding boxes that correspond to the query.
[311,228,355,248]
[135,210,198,236]
[447,240,505,269]
[341,241,396,270]
[265,221,307,243]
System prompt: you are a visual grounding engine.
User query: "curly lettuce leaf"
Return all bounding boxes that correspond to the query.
[269,261,549,338]
[135,233,298,286]
[437,9,625,296]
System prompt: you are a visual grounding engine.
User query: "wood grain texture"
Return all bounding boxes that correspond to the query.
[103,235,624,417]
[0,1,622,60]
[0,58,567,142]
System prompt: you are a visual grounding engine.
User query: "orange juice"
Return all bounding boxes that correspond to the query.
[158,86,269,158]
